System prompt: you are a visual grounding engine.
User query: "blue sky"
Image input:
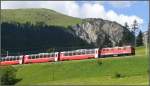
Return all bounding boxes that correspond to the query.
[76,1,149,32]
[1,1,149,32]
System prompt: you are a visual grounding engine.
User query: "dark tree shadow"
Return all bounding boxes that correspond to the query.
[1,22,93,55]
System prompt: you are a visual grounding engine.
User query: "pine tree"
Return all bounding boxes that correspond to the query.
[124,22,130,30]
[136,30,143,46]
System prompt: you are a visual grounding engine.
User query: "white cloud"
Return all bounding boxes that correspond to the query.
[1,1,144,27]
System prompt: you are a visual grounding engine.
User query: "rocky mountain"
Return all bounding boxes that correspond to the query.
[70,18,134,48]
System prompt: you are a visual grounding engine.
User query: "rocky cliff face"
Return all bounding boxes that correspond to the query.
[71,18,134,48]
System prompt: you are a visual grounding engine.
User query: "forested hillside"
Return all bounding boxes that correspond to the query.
[1,9,88,55]
[1,22,92,55]
[1,9,134,55]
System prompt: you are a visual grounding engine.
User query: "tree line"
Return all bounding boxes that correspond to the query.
[124,20,144,47]
[1,22,92,56]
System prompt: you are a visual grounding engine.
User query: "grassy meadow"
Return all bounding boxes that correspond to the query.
[1,9,81,27]
[12,46,149,85]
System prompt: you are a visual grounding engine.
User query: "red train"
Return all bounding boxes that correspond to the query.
[0,46,135,66]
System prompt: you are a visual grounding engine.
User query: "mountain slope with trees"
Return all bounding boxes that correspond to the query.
[1,9,134,55]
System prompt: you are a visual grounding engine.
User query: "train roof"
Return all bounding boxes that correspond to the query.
[1,55,23,58]
[61,48,98,53]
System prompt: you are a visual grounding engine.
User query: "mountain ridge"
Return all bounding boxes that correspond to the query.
[1,8,81,27]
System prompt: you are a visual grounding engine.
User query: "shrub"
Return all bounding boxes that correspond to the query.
[114,72,125,78]
[96,59,103,66]
[0,66,21,85]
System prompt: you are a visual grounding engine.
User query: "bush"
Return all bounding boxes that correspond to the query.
[96,59,103,66]
[0,66,21,85]
[114,72,125,78]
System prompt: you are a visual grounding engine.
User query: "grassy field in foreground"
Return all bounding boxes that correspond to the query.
[14,46,148,85]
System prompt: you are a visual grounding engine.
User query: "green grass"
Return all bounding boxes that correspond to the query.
[1,8,81,27]
[13,46,148,85]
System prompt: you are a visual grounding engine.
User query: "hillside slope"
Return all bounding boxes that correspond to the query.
[1,8,81,27]
[13,46,148,85]
[1,8,135,55]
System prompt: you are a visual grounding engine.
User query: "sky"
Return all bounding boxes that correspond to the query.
[1,1,149,32]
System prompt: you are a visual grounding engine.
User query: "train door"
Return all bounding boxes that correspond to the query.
[95,49,99,58]
[54,52,58,62]
[57,52,61,61]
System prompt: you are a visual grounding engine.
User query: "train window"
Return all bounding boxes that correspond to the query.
[31,56,33,59]
[7,58,10,61]
[38,55,40,58]
[16,57,18,60]
[91,50,95,54]
[36,55,39,59]
[76,52,78,55]
[12,57,16,60]
[88,50,91,54]
[86,50,90,54]
[35,55,37,59]
[9,58,12,61]
[85,51,88,54]
[17,57,20,60]
[68,52,72,56]
[6,58,8,61]
[40,55,42,58]
[47,54,50,57]
[28,56,31,59]
[15,57,18,60]
[51,54,55,57]
[3,58,5,61]
[73,52,76,55]
[80,52,82,55]
[30,56,33,59]
[64,53,68,56]
[32,55,35,59]
[11,57,14,60]
[44,54,46,58]
[48,54,51,57]
[43,54,46,57]
[82,50,85,54]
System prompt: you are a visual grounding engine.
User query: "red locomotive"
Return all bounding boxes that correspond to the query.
[0,46,135,66]
[100,46,135,57]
